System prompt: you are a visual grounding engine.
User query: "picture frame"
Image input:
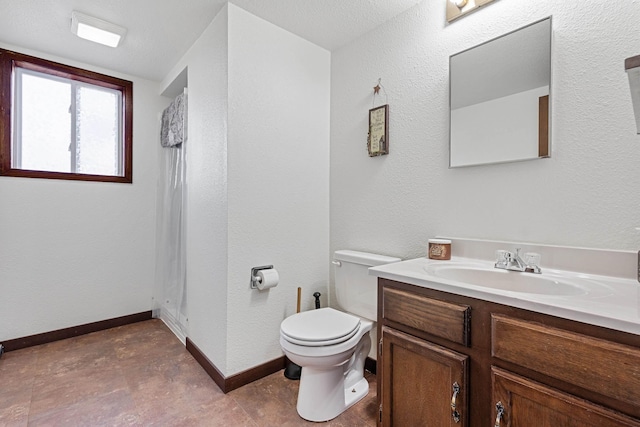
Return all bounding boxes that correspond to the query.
[368,104,389,157]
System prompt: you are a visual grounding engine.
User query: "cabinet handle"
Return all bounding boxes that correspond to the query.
[494,401,504,427]
[451,382,461,423]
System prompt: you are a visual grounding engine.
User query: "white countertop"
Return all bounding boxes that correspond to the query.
[370,256,640,336]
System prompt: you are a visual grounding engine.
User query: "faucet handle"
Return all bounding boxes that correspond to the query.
[495,250,508,267]
[524,252,542,273]
[524,252,541,266]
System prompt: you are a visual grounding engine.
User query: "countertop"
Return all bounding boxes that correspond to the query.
[370,256,640,336]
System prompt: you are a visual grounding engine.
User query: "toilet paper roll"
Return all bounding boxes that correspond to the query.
[257,268,279,290]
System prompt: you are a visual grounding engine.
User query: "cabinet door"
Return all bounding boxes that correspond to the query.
[492,367,640,427]
[380,326,468,427]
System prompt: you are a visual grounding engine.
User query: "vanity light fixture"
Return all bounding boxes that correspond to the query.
[71,11,126,48]
[447,0,497,23]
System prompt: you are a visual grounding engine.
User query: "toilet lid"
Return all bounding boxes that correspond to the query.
[280,307,361,346]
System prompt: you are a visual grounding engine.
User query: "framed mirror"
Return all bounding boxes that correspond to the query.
[449,17,551,168]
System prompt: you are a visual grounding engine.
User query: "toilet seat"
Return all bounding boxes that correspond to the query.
[280,307,361,347]
[280,318,373,358]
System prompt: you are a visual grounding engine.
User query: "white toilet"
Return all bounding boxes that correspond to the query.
[279,250,401,422]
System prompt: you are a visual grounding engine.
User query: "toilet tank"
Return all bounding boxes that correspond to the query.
[334,250,401,321]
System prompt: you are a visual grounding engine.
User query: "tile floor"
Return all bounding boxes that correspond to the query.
[0,319,377,426]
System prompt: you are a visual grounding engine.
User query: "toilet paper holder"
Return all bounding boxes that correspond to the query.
[250,265,274,289]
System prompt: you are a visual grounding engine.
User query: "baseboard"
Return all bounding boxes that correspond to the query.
[2,311,153,352]
[186,337,286,394]
[225,355,287,392]
[185,337,226,391]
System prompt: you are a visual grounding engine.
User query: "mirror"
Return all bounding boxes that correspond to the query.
[449,17,551,168]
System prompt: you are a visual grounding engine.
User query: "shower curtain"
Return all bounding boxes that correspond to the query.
[154,89,187,341]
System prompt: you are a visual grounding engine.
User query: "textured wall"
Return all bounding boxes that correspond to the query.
[0,44,163,341]
[162,4,330,376]
[162,6,231,373]
[226,5,330,375]
[329,0,640,357]
[330,0,640,264]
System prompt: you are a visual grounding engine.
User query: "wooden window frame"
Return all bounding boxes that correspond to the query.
[0,48,133,183]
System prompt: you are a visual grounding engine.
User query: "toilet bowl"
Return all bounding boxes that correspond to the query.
[279,250,401,422]
[280,307,373,422]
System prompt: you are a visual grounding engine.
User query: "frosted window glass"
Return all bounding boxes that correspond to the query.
[1,49,132,183]
[19,73,72,173]
[76,86,121,176]
[14,69,123,177]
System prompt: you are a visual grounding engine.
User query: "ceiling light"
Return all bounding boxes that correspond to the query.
[71,11,126,48]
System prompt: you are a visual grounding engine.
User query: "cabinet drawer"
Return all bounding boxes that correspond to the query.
[491,314,640,408]
[382,287,470,346]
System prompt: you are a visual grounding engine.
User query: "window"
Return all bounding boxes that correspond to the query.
[0,49,133,182]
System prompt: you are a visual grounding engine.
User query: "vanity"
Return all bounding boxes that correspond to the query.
[370,239,640,427]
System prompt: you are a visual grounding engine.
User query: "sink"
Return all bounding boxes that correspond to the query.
[423,264,587,296]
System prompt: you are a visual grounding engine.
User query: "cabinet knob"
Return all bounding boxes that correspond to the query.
[451,382,461,423]
[494,401,504,427]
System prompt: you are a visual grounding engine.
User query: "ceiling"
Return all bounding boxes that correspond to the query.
[0,0,422,82]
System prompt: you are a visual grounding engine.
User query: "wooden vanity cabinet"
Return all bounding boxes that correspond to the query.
[378,285,473,426]
[492,367,640,427]
[380,326,469,426]
[377,278,640,427]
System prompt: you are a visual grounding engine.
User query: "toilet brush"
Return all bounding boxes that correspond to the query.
[284,287,302,380]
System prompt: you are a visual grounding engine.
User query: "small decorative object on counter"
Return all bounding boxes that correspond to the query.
[428,239,451,260]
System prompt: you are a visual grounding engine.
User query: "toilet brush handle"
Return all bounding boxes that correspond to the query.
[313,292,321,309]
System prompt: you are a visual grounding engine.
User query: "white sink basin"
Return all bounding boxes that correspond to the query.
[370,253,637,335]
[423,264,588,296]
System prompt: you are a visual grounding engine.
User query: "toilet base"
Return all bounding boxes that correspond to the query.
[281,317,373,422]
[343,376,370,413]
[294,332,371,422]
[296,366,369,422]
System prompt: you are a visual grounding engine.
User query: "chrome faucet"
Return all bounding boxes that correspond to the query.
[495,248,541,274]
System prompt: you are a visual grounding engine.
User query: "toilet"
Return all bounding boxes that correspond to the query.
[279,250,401,422]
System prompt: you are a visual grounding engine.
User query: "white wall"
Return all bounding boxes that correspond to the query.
[0,43,165,341]
[162,5,230,372]
[330,0,640,267]
[163,4,330,376]
[226,5,330,374]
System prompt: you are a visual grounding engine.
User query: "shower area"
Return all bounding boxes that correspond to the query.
[154,87,188,341]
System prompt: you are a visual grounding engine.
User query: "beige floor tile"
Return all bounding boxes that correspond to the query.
[0,320,376,426]
[27,389,141,427]
[29,365,129,418]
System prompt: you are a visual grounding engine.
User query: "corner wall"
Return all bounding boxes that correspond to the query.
[164,4,330,377]
[162,6,230,373]
[0,44,164,341]
[226,5,330,374]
